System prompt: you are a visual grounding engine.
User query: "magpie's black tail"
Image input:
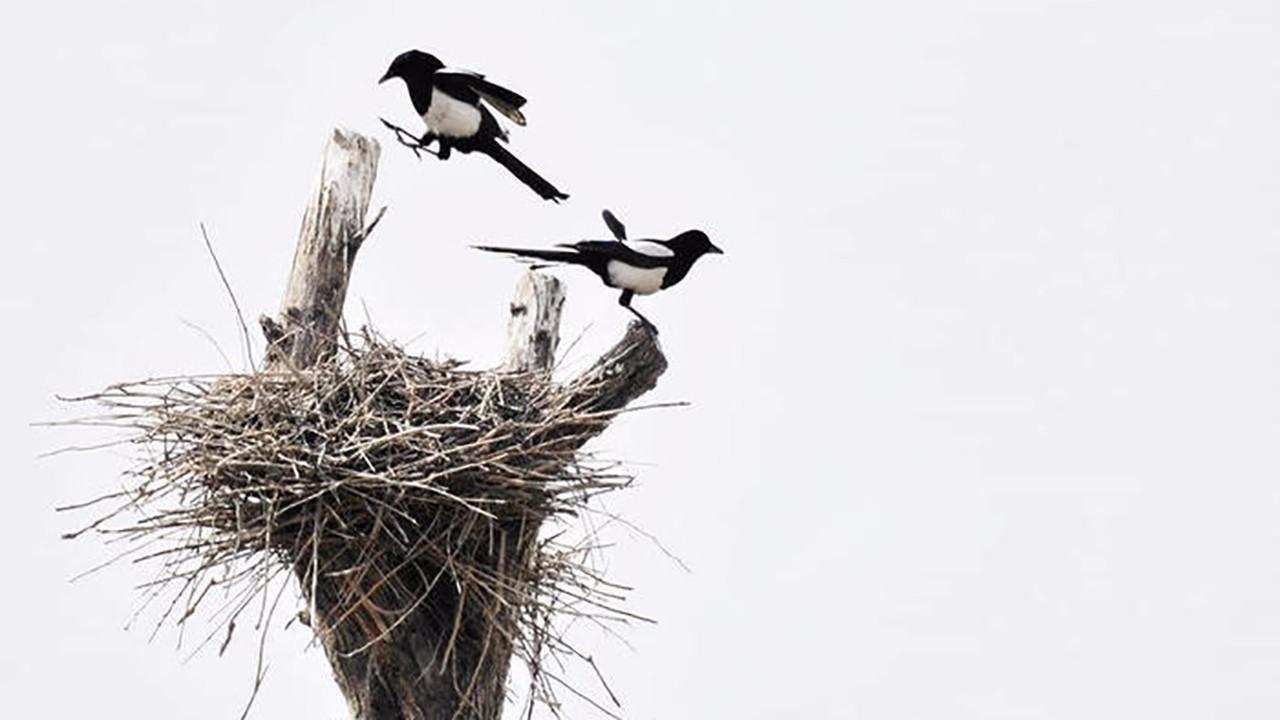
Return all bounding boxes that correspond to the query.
[473,245,583,266]
[478,140,569,202]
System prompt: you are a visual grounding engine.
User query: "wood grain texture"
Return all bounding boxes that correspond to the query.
[266,128,380,369]
[502,271,566,372]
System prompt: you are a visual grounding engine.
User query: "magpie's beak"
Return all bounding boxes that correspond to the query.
[709,243,725,255]
[378,70,395,84]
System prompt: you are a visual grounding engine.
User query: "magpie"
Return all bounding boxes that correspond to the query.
[476,210,724,330]
[379,49,569,202]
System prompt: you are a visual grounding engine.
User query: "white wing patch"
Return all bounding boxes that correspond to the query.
[607,261,668,295]
[622,240,674,258]
[423,88,481,138]
[437,67,526,127]
[438,66,483,78]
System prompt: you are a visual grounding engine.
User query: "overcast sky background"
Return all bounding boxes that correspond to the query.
[3,1,1279,717]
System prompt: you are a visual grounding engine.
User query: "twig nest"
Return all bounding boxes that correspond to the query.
[67,331,647,716]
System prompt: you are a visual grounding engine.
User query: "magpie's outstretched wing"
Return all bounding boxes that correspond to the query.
[559,240,673,268]
[435,67,528,126]
[602,209,627,241]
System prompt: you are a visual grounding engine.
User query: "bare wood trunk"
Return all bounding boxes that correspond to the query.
[262,128,380,368]
[503,271,566,372]
[266,129,666,719]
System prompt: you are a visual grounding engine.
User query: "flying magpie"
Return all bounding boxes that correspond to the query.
[379,49,569,202]
[476,210,724,330]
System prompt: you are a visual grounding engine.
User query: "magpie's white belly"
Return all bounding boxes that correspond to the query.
[607,261,667,295]
[423,89,481,138]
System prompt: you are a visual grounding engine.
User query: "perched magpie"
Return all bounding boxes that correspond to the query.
[476,210,724,330]
[379,50,568,202]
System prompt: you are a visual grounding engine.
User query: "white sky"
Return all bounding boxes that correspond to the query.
[4,0,1280,717]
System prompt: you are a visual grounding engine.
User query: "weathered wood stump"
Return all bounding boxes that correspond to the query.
[259,128,666,719]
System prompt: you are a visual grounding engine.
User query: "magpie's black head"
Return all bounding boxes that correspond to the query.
[670,230,725,260]
[379,50,444,84]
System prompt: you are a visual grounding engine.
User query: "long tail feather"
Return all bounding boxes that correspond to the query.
[478,140,569,202]
[473,245,583,266]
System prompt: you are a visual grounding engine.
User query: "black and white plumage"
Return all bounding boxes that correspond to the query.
[379,49,568,202]
[476,210,724,330]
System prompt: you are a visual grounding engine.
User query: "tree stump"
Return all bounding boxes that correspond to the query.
[259,128,667,719]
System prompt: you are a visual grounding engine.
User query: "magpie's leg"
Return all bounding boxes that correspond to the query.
[618,291,658,334]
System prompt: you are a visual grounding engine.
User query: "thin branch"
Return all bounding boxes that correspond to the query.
[200,223,256,372]
[379,117,439,159]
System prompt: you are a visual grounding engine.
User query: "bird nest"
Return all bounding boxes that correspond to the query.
[63,332,658,718]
